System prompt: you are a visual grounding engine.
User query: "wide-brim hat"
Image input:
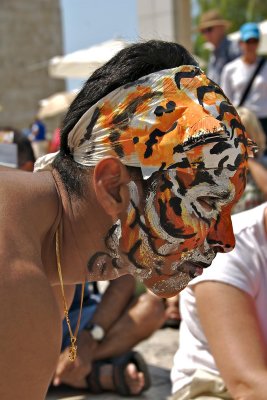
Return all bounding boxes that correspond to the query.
[198,9,231,31]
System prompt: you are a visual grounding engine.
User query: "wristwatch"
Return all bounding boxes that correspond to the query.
[85,323,105,341]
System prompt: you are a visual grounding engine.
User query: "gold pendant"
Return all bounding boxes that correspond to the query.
[68,339,77,362]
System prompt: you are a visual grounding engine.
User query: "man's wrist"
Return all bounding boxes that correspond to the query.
[84,323,105,341]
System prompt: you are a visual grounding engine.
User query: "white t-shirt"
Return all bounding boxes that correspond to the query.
[171,203,267,394]
[221,57,267,118]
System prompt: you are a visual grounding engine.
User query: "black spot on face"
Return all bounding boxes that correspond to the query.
[196,84,223,106]
[191,170,216,186]
[158,198,196,239]
[160,173,174,191]
[169,197,182,216]
[226,153,243,171]
[210,141,232,155]
[144,123,177,159]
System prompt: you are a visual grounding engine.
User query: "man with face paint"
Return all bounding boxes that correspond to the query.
[0,40,253,399]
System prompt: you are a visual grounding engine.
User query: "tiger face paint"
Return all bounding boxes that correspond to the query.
[35,65,254,296]
[120,159,243,297]
[87,66,250,296]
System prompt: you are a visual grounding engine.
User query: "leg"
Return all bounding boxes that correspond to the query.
[87,291,165,395]
[94,290,165,360]
[162,294,181,328]
[52,285,165,395]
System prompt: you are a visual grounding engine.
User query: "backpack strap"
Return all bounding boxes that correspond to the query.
[238,57,266,107]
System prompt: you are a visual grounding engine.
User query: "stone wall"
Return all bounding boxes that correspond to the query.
[0,0,65,130]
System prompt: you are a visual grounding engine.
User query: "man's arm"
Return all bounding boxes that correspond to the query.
[53,275,136,387]
[89,275,136,332]
[248,158,267,198]
[195,281,267,400]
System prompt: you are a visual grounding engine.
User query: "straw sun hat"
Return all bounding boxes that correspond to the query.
[198,9,231,31]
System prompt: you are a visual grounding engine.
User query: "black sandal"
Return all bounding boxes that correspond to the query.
[86,350,151,396]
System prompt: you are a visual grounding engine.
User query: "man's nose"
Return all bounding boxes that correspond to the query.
[207,215,235,253]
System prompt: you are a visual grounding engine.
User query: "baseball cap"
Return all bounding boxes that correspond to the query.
[240,22,260,42]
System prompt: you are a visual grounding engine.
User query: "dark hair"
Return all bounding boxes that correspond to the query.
[14,131,36,169]
[53,40,198,195]
[0,126,35,169]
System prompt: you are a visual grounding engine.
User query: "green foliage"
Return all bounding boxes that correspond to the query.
[193,0,267,63]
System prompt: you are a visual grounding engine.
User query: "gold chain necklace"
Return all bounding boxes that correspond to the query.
[56,228,85,362]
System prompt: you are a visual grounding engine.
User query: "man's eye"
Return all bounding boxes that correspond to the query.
[197,196,218,212]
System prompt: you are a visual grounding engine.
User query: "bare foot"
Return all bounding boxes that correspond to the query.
[98,362,145,395]
[163,295,180,328]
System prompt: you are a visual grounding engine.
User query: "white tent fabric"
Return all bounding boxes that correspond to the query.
[37,90,78,119]
[49,39,130,79]
[228,20,267,55]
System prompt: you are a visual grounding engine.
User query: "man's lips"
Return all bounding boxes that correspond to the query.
[192,266,203,277]
[175,260,211,279]
[179,262,203,278]
[155,261,206,281]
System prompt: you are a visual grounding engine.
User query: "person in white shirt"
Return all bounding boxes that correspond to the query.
[221,22,267,144]
[171,203,267,399]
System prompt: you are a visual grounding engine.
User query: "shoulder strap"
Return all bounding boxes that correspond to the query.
[238,57,266,107]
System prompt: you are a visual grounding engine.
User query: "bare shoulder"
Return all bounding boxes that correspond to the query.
[0,170,59,234]
[0,170,47,199]
[0,171,40,211]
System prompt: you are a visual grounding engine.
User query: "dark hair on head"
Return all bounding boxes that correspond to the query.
[53,40,198,195]
[0,126,35,169]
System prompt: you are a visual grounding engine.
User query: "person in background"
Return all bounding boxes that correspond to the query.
[162,295,181,329]
[29,116,48,157]
[30,116,46,141]
[221,23,267,142]
[198,9,240,84]
[170,202,267,400]
[51,275,165,396]
[231,107,267,214]
[0,127,35,171]
[48,126,61,153]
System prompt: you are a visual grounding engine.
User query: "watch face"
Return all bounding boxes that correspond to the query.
[90,324,105,340]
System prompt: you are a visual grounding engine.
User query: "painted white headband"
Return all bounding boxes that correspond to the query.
[34,65,252,179]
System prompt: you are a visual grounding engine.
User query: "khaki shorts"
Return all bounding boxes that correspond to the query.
[170,369,232,400]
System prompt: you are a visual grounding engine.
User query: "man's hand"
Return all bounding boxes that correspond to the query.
[53,331,98,388]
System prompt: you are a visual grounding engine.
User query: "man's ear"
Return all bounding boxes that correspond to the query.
[93,157,130,219]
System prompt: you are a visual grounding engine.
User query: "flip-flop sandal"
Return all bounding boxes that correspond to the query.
[86,350,151,396]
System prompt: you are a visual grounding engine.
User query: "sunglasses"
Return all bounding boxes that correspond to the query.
[244,38,259,44]
[200,27,214,34]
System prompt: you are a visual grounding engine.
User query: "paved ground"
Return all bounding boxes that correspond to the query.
[46,327,179,400]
